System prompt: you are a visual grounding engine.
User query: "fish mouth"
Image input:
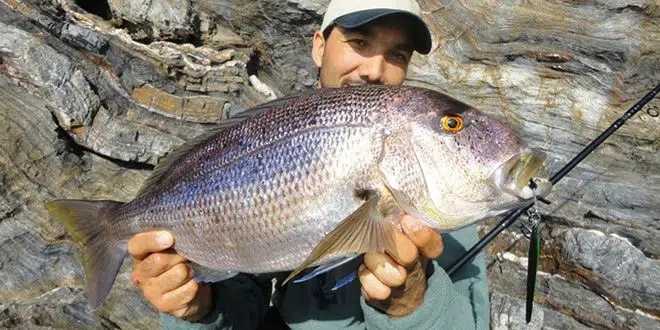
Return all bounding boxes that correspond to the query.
[490,148,553,202]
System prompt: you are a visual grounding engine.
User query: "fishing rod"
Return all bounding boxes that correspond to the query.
[447,82,660,276]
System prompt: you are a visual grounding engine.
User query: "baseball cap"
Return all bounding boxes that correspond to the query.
[320,0,432,54]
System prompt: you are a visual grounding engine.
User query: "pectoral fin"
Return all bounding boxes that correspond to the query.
[283,193,398,284]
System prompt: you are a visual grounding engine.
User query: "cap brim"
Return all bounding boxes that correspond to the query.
[331,9,432,54]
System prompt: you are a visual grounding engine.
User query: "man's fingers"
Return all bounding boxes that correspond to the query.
[169,283,212,321]
[142,263,192,295]
[128,231,174,260]
[358,264,391,301]
[360,287,371,301]
[401,216,444,259]
[135,250,188,279]
[157,279,200,313]
[390,226,419,267]
[364,252,407,287]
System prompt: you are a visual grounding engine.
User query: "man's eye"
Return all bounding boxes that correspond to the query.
[391,52,410,64]
[348,39,368,49]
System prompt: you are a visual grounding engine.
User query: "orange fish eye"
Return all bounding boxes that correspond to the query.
[441,114,464,133]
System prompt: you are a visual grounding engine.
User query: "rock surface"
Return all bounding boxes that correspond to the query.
[0,0,658,329]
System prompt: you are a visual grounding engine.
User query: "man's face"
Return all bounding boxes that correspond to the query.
[312,17,415,88]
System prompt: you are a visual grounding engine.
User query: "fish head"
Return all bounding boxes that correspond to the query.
[401,92,552,230]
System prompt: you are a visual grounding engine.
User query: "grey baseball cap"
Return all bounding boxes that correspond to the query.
[320,0,432,54]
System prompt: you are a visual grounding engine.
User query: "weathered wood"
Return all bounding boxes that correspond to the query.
[0,0,658,328]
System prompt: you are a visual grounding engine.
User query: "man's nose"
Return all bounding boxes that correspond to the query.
[358,55,385,84]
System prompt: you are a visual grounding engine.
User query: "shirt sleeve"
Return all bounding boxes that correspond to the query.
[159,274,270,330]
[438,225,490,329]
[361,225,490,330]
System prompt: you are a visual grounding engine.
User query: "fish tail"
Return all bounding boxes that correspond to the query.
[45,199,126,310]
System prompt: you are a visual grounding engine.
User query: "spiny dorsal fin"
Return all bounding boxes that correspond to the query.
[283,192,400,284]
[136,90,315,195]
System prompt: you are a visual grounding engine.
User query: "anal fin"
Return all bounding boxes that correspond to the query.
[331,271,358,291]
[191,263,238,283]
[292,254,360,284]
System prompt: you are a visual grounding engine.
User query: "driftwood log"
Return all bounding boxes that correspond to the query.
[0,0,658,329]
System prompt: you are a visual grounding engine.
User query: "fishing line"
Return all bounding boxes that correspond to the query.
[447,83,660,276]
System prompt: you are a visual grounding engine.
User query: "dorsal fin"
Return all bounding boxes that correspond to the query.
[136,90,315,195]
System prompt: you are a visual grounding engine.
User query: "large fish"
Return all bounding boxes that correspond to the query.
[46,85,551,309]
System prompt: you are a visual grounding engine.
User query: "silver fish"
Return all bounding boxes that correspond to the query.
[46,85,551,309]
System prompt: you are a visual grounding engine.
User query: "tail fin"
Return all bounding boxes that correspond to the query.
[45,200,126,310]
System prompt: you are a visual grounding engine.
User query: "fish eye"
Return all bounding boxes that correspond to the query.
[441,114,464,133]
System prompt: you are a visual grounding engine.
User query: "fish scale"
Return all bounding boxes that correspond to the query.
[113,110,387,272]
[46,85,552,309]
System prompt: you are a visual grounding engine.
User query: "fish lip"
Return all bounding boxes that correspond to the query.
[490,148,553,200]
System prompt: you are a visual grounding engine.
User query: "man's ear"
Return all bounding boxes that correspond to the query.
[311,31,325,68]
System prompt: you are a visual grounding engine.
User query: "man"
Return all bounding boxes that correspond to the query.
[128,1,490,328]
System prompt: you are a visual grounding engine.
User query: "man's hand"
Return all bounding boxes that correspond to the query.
[359,216,443,317]
[128,231,212,321]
